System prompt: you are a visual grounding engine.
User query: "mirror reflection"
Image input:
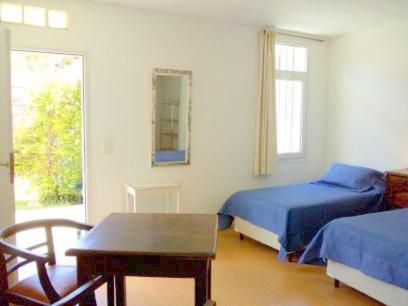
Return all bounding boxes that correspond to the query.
[152,69,192,166]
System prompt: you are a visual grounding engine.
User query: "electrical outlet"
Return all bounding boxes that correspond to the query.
[104,138,114,153]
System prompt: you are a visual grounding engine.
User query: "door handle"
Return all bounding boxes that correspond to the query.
[0,161,9,168]
[10,152,15,185]
[0,152,15,184]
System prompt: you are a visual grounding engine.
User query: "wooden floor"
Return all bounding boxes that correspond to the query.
[96,229,381,306]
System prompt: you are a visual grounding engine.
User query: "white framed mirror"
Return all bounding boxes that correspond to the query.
[151,68,192,166]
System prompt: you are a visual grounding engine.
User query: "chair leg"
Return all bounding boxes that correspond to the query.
[79,292,97,306]
[0,296,8,306]
[107,275,115,306]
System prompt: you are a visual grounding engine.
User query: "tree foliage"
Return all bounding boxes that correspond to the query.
[15,81,83,205]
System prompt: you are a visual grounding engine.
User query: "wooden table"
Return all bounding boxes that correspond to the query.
[66,213,218,306]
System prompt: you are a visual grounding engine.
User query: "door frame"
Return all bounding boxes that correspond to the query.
[10,47,91,223]
[0,28,15,229]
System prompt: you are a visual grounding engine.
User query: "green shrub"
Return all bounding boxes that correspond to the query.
[14,81,83,205]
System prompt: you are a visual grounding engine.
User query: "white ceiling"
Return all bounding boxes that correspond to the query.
[92,0,408,37]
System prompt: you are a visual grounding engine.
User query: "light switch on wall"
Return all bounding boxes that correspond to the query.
[104,138,114,153]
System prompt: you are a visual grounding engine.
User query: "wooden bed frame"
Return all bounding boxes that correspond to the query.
[328,260,408,306]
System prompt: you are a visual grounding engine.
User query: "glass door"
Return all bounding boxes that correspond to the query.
[0,28,15,231]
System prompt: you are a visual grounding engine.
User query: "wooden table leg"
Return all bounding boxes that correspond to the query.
[107,275,115,306]
[207,260,212,300]
[77,256,97,306]
[195,261,209,306]
[115,274,127,306]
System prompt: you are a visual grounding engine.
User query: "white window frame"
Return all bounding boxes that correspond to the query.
[0,3,69,29]
[275,42,309,161]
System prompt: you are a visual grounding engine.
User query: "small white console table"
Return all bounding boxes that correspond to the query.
[124,182,180,213]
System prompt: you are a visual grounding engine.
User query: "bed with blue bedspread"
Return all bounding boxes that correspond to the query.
[299,208,408,290]
[218,163,385,259]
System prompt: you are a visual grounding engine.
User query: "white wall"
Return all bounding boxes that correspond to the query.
[326,20,408,171]
[5,0,327,222]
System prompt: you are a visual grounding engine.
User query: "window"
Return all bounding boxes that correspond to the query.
[48,10,68,29]
[275,43,308,158]
[24,6,46,27]
[0,2,68,29]
[0,3,23,24]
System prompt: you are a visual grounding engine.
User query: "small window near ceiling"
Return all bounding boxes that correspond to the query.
[48,9,68,29]
[276,44,308,72]
[24,6,46,27]
[0,2,23,24]
[275,43,308,158]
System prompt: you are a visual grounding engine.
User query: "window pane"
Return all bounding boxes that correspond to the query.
[48,10,68,29]
[294,47,307,72]
[24,6,46,27]
[0,2,23,23]
[276,79,303,154]
[286,45,294,71]
[275,44,308,72]
[275,44,281,70]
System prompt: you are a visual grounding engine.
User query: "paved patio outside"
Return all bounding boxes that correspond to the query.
[16,203,85,224]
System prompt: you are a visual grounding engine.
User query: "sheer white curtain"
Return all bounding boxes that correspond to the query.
[254,29,277,176]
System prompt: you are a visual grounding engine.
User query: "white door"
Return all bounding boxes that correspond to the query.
[0,28,15,229]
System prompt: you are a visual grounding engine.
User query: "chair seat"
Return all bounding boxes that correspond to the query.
[9,265,77,303]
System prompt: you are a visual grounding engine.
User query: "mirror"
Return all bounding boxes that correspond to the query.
[152,68,192,166]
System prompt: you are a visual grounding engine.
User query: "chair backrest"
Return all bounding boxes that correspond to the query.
[0,219,91,291]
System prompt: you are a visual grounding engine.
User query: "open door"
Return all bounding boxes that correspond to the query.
[0,28,15,229]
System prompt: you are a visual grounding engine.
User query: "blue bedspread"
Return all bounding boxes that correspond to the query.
[300,209,408,290]
[218,183,384,259]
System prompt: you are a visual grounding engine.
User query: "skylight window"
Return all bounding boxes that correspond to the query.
[24,6,46,27]
[0,2,23,24]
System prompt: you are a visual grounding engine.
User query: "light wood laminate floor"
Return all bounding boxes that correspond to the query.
[96,229,381,306]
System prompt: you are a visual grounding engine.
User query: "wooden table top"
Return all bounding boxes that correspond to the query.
[66,213,218,259]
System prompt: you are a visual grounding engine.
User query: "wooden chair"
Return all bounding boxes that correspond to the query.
[0,219,112,306]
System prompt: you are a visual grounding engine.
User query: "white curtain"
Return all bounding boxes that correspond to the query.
[253,29,277,176]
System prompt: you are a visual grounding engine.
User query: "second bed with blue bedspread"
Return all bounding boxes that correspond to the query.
[218,164,385,259]
[300,209,408,290]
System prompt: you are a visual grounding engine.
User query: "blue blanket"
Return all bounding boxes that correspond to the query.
[218,183,384,259]
[300,209,408,290]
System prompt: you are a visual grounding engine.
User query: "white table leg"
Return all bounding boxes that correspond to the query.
[176,190,180,213]
[133,192,137,213]
[125,190,129,212]
[166,193,171,213]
